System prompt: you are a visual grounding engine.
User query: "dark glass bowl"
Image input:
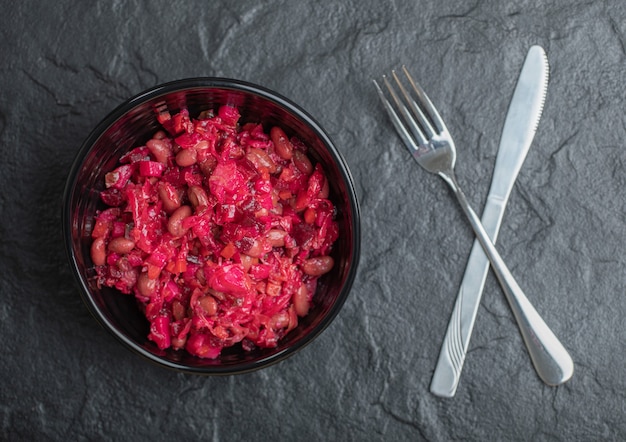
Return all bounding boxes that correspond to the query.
[63,78,360,374]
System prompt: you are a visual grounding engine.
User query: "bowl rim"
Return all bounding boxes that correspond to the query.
[62,76,361,374]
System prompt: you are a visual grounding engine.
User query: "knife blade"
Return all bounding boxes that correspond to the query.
[430,45,550,398]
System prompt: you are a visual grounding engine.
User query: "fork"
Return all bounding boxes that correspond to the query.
[374,67,574,387]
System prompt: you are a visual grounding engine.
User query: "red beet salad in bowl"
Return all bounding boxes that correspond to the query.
[63,78,360,374]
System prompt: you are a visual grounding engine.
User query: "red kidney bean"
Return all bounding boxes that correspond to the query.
[175,147,197,167]
[293,284,310,317]
[91,237,106,266]
[137,272,158,297]
[293,150,313,175]
[167,205,192,237]
[146,138,172,163]
[107,237,136,254]
[266,229,287,247]
[302,256,334,276]
[158,182,182,213]
[270,126,293,160]
[187,185,209,208]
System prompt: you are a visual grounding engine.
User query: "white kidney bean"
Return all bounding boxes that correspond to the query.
[187,185,209,208]
[302,256,334,276]
[293,150,313,175]
[146,138,172,163]
[175,148,197,167]
[158,182,182,213]
[107,237,136,254]
[137,272,157,297]
[199,295,218,316]
[167,205,192,237]
[292,284,310,317]
[266,229,287,247]
[270,126,293,160]
[245,239,265,258]
[246,147,277,173]
[91,237,106,266]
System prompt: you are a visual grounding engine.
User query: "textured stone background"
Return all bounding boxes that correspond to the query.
[1,0,625,440]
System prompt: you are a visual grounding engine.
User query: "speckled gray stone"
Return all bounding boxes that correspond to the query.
[2,0,625,440]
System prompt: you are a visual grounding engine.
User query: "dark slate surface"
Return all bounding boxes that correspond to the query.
[2,1,625,440]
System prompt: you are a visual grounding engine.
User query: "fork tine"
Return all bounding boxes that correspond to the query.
[391,69,437,139]
[373,79,424,153]
[401,66,446,134]
[381,75,429,147]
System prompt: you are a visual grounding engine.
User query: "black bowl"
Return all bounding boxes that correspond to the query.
[62,78,360,374]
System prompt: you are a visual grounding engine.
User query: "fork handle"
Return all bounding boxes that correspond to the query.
[440,171,574,386]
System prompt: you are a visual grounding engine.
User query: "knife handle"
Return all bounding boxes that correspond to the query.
[430,195,506,397]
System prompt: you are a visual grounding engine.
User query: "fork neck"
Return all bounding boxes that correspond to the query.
[439,170,490,251]
[437,169,459,193]
[439,170,477,224]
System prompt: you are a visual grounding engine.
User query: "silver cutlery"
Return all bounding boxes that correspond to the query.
[373,66,574,389]
[430,46,552,397]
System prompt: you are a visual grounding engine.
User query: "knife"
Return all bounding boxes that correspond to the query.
[430,46,551,397]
